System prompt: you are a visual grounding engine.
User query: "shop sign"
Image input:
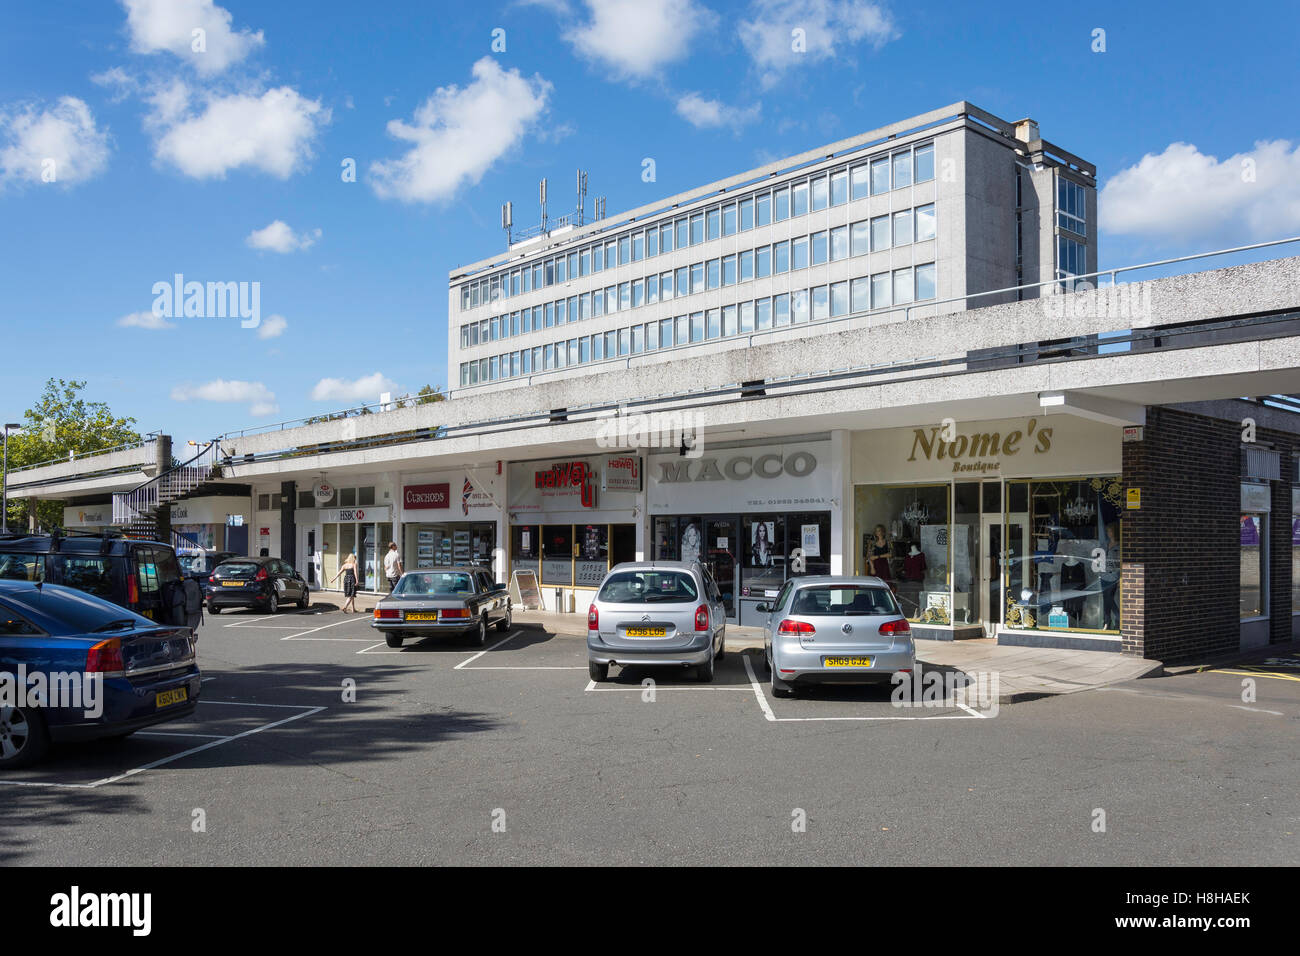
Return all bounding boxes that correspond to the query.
[532,461,596,508]
[319,507,392,522]
[312,481,334,504]
[656,451,817,484]
[63,507,107,527]
[1126,488,1141,510]
[1240,482,1270,513]
[602,455,641,493]
[404,483,450,510]
[907,418,1053,475]
[1122,426,1144,442]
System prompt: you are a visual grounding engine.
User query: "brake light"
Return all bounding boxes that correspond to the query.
[879,618,911,637]
[208,575,215,584]
[126,574,139,605]
[694,605,709,631]
[373,608,401,620]
[86,638,125,675]
[255,567,268,581]
[588,604,598,630]
[777,619,816,635]
[440,608,470,619]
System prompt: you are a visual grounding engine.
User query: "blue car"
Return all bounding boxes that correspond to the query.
[0,580,201,769]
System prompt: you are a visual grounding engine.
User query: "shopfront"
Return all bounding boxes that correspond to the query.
[508,455,642,613]
[167,495,251,556]
[296,505,393,593]
[62,505,111,533]
[852,416,1124,645]
[398,469,504,576]
[647,439,839,626]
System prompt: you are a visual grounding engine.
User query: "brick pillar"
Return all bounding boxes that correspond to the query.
[1269,479,1291,644]
[280,481,296,567]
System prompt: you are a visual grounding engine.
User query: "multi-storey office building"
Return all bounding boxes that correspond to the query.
[448,102,1096,393]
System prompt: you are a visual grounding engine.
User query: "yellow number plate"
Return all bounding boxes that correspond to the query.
[156,687,188,708]
[221,581,244,587]
[823,656,873,668]
[406,612,437,621]
[625,627,666,637]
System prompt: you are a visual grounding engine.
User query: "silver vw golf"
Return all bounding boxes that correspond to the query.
[586,561,727,683]
[760,576,915,697]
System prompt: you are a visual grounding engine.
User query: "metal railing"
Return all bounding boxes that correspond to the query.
[112,440,219,525]
[9,435,158,473]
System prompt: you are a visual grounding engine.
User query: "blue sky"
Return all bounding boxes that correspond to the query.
[2,0,1298,443]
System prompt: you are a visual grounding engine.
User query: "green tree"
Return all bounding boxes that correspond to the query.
[413,384,445,405]
[4,378,141,531]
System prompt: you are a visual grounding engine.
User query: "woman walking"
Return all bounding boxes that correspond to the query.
[331,552,360,613]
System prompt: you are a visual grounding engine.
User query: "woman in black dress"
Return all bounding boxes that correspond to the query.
[331,552,360,613]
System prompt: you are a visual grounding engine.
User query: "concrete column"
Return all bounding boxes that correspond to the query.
[280,480,296,566]
[27,497,38,532]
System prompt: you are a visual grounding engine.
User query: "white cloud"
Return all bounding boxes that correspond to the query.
[246,220,320,253]
[369,57,550,204]
[118,310,175,330]
[171,379,278,416]
[739,0,899,88]
[120,0,265,75]
[565,0,713,80]
[1100,140,1300,245]
[0,97,111,189]
[675,93,761,130]
[90,67,139,103]
[310,372,400,402]
[150,85,329,179]
[257,314,288,339]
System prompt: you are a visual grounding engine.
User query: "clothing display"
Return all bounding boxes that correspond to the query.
[1060,560,1086,620]
[902,551,927,581]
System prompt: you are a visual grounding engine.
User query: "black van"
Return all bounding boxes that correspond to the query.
[0,532,188,624]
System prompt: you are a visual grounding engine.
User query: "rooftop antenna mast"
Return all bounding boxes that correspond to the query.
[539,177,548,235]
[500,200,513,245]
[576,169,588,226]
[594,195,607,222]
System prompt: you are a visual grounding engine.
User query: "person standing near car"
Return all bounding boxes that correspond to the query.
[384,542,403,593]
[332,552,359,613]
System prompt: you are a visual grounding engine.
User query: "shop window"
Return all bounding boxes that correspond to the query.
[854,485,951,623]
[1241,514,1266,619]
[575,524,609,587]
[358,487,376,506]
[297,491,314,509]
[542,525,573,585]
[653,517,679,561]
[611,524,636,566]
[741,515,786,599]
[258,494,271,511]
[340,488,357,507]
[510,524,540,578]
[953,483,980,626]
[785,512,830,577]
[1292,512,1300,614]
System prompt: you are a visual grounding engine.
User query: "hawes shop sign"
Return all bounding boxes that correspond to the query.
[536,461,597,508]
[909,419,1054,474]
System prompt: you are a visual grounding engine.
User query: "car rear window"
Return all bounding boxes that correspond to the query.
[597,570,699,604]
[50,555,116,601]
[4,584,155,634]
[215,562,262,580]
[394,572,474,595]
[790,586,900,616]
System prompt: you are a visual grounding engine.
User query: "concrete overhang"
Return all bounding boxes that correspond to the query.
[1037,392,1146,427]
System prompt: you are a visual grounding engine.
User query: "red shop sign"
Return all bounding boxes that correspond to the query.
[404,483,450,509]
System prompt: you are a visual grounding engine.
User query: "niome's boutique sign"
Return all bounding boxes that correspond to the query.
[648,442,832,514]
[854,417,1120,483]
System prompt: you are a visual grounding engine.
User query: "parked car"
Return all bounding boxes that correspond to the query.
[0,580,201,769]
[371,567,511,648]
[759,575,915,698]
[586,561,726,683]
[178,550,239,582]
[204,556,309,614]
[0,532,188,625]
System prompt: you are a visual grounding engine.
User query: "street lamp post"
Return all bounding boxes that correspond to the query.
[2,423,21,534]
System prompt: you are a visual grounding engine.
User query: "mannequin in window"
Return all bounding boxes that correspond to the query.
[867,524,892,580]
[902,544,927,581]
[1060,553,1086,622]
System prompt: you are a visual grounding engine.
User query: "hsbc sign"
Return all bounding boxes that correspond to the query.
[404,483,450,510]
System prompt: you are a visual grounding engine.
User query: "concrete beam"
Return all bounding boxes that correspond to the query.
[1038,391,1146,427]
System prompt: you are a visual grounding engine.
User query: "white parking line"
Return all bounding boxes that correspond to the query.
[584,684,750,691]
[454,631,522,669]
[282,618,367,641]
[1229,704,1284,716]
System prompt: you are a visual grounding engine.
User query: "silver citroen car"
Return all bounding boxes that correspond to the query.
[586,561,727,683]
[371,567,511,648]
[760,575,915,698]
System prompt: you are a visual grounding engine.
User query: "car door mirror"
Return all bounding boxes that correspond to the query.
[755,603,769,613]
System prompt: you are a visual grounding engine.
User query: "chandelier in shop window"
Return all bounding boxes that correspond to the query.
[901,498,929,528]
[1064,494,1096,522]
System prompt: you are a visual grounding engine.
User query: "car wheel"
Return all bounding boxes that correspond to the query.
[696,651,715,683]
[770,667,793,698]
[589,660,609,682]
[0,705,51,769]
[495,603,512,632]
[299,588,310,610]
[208,602,221,615]
[385,634,404,649]
[474,616,488,647]
[268,592,278,614]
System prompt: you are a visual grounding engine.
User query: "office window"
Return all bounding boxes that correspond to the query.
[531,346,541,371]
[661,223,674,253]
[647,320,659,351]
[631,279,644,308]
[774,186,790,220]
[617,282,629,311]
[791,289,809,323]
[544,344,555,369]
[605,286,617,313]
[646,275,659,305]
[811,285,830,321]
[551,344,563,370]
[851,275,871,312]
[676,217,688,249]
[739,197,754,230]
[591,291,603,318]
[871,214,891,251]
[892,150,912,188]
[916,203,936,242]
[851,220,870,257]
[589,245,602,274]
[1058,177,1087,235]
[468,361,478,384]
[811,230,828,265]
[756,297,772,329]
[707,308,721,339]
[676,314,689,345]
[646,227,658,257]
[579,337,590,363]
[773,292,790,326]
[676,266,689,297]
[1058,235,1087,283]
[916,262,936,300]
[722,254,737,286]
[830,225,848,261]
[871,156,890,194]
[830,281,848,317]
[893,209,913,246]
[792,180,809,216]
[579,293,590,321]
[739,249,754,281]
[690,213,704,245]
[850,163,870,201]
[631,232,644,262]
[460,363,469,386]
[792,235,809,270]
[723,304,737,336]
[661,270,674,299]
[661,317,675,348]
[707,258,721,289]
[830,169,848,206]
[605,330,617,357]
[756,191,772,226]
[706,207,720,241]
[555,257,566,283]
[722,203,737,236]
[605,241,617,270]
[691,262,704,293]
[740,300,755,332]
[872,272,891,308]
[811,175,829,211]
[591,334,603,361]
[915,143,935,182]
[759,244,774,276]
[618,327,630,356]
[512,352,521,376]
[893,267,914,304]
[631,324,644,353]
[690,312,705,342]
[511,271,520,296]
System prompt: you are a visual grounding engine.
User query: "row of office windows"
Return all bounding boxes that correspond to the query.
[458,262,937,386]
[1057,178,1087,236]
[459,204,937,349]
[457,142,938,312]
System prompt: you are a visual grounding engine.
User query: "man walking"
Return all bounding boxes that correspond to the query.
[384,542,403,593]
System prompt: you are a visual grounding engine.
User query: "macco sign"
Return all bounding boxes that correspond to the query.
[657,451,817,483]
[908,418,1053,475]
[648,443,831,514]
